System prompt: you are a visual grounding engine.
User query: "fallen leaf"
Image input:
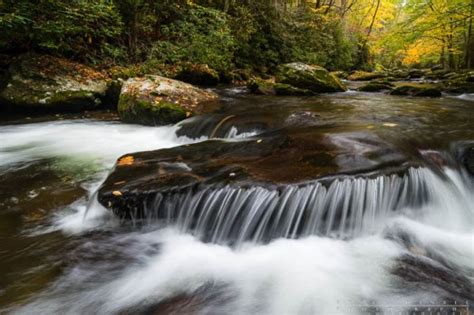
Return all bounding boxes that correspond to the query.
[112,191,122,196]
[118,155,134,166]
[382,123,398,127]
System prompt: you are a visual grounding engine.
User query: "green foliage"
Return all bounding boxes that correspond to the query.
[0,0,125,63]
[288,10,354,70]
[148,5,235,71]
[6,0,449,72]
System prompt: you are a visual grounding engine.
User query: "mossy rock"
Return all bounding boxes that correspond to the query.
[274,83,315,96]
[388,69,409,80]
[390,84,442,97]
[247,78,276,95]
[174,64,220,86]
[407,69,428,79]
[276,63,346,93]
[424,69,450,80]
[347,71,387,81]
[118,75,219,126]
[247,79,317,96]
[442,73,474,93]
[330,71,349,80]
[119,96,187,126]
[443,80,474,94]
[375,77,397,83]
[0,54,113,112]
[357,82,394,92]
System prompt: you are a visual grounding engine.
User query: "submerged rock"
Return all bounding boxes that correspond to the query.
[118,75,219,126]
[0,54,114,112]
[390,84,442,97]
[276,63,346,93]
[174,64,220,86]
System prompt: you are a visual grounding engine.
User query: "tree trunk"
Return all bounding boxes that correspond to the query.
[440,42,446,69]
[357,0,381,67]
[466,0,474,69]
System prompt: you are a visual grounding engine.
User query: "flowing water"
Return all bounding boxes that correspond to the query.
[0,90,473,314]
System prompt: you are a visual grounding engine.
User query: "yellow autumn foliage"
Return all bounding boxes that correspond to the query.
[402,40,440,66]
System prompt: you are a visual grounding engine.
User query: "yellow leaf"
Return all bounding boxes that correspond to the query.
[118,155,134,166]
[112,191,122,196]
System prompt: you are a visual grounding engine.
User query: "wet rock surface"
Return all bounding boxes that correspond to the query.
[98,126,412,220]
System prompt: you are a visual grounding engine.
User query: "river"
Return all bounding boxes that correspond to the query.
[0,88,473,314]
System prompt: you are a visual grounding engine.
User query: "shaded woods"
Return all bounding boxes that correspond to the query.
[0,0,473,75]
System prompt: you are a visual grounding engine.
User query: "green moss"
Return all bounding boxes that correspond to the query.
[274,83,315,96]
[390,84,442,97]
[247,78,276,95]
[357,82,393,92]
[347,71,387,81]
[118,93,187,126]
[275,63,346,93]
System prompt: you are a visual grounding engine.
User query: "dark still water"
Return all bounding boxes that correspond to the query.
[0,89,473,314]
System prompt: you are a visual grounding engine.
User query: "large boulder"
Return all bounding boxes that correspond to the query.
[390,84,442,97]
[118,75,219,126]
[0,54,113,112]
[275,63,346,93]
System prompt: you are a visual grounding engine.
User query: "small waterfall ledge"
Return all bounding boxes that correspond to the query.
[97,166,470,244]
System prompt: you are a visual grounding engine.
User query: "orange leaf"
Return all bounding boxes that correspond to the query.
[118,155,134,166]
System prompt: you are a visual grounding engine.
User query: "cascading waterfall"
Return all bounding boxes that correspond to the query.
[127,167,457,244]
[14,165,473,315]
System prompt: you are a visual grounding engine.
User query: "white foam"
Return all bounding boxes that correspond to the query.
[454,93,474,102]
[0,120,200,169]
[0,120,204,234]
[15,228,413,315]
